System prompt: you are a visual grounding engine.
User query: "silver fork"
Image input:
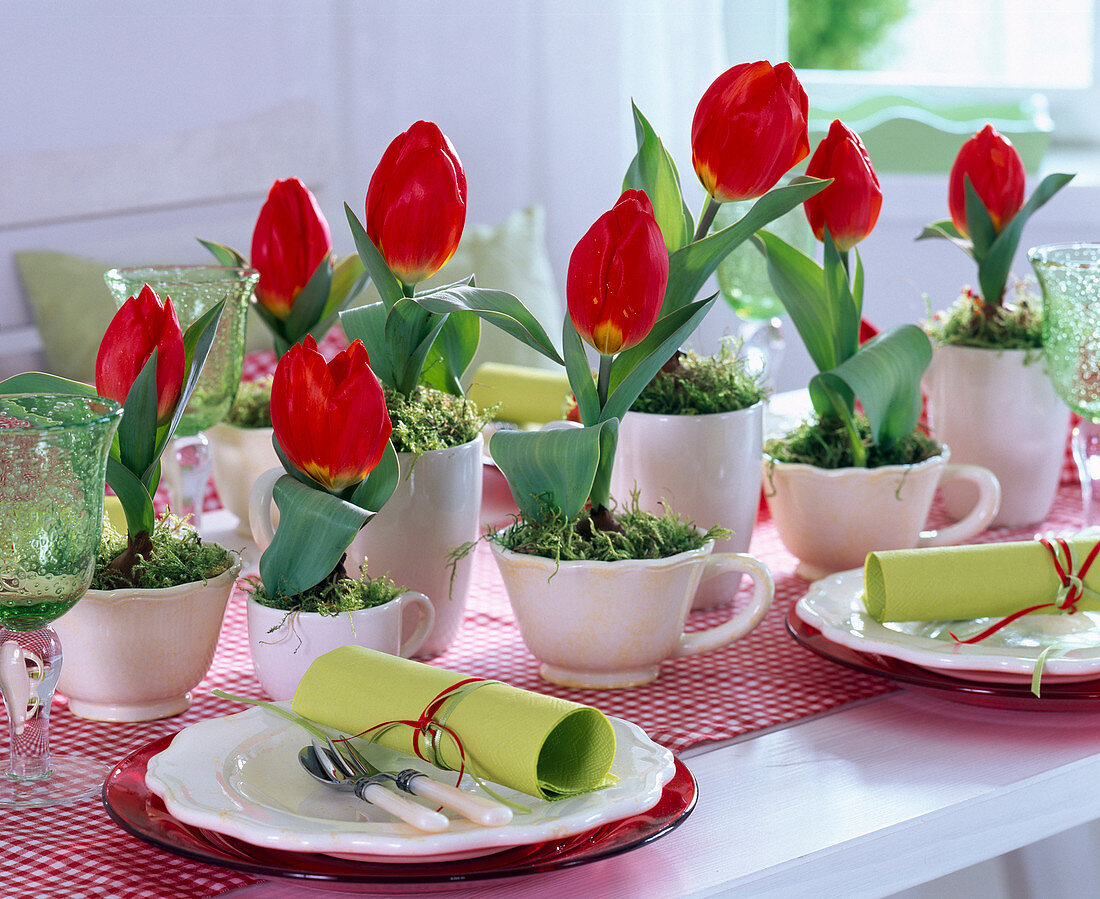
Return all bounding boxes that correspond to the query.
[333,736,513,826]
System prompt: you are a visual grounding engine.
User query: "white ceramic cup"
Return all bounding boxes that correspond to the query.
[492,540,774,689]
[247,590,434,701]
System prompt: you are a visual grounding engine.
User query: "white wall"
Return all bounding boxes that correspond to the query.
[2,1,1099,390]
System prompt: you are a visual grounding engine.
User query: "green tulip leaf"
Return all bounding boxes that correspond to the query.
[915,219,975,258]
[251,301,290,350]
[388,299,448,396]
[0,372,96,396]
[489,420,618,521]
[324,253,369,318]
[345,203,404,309]
[117,351,159,481]
[259,474,372,597]
[272,435,332,495]
[563,318,599,425]
[154,299,224,471]
[623,101,693,253]
[340,302,397,389]
[419,310,480,396]
[753,229,840,372]
[980,171,1075,305]
[821,232,861,364]
[283,252,334,343]
[963,178,997,262]
[602,295,715,423]
[348,440,400,512]
[663,175,829,316]
[106,455,155,537]
[409,286,564,365]
[810,324,932,451]
[197,239,248,269]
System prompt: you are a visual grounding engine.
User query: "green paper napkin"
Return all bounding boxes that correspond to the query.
[291,646,617,800]
[864,538,1100,622]
[466,362,572,428]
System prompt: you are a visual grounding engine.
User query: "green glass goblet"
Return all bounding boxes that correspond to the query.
[1030,243,1100,529]
[0,393,121,808]
[103,265,259,527]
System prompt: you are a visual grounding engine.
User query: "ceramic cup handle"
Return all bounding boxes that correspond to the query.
[397,591,435,658]
[673,554,775,658]
[0,640,43,736]
[248,467,285,553]
[918,463,1001,548]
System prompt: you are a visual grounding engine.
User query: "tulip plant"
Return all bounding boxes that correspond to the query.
[620,60,828,330]
[918,124,1074,347]
[0,285,223,584]
[754,119,932,467]
[489,190,714,532]
[202,177,368,358]
[256,336,399,599]
[341,120,562,407]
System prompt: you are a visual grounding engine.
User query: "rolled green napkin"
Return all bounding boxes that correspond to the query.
[291,645,616,800]
[466,362,572,428]
[864,538,1100,622]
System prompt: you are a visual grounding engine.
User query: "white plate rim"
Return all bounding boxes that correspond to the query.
[145,705,675,859]
[795,568,1100,678]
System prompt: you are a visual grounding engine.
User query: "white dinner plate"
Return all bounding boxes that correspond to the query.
[145,705,675,862]
[795,569,1100,683]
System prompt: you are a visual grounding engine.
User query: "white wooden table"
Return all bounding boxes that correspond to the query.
[198,508,1100,898]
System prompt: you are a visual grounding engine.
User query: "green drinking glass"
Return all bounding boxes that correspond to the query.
[0,393,121,808]
[1030,243,1100,528]
[103,265,259,526]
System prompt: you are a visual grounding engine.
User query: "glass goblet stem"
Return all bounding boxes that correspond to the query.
[0,626,61,781]
[1071,419,1100,528]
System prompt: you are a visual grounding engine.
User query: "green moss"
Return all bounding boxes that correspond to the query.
[385,385,492,454]
[248,563,405,615]
[925,284,1044,350]
[765,416,941,470]
[630,343,768,416]
[91,517,235,591]
[226,377,273,428]
[492,500,731,564]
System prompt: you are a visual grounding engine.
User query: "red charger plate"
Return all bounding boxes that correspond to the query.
[103,733,697,890]
[786,609,1100,711]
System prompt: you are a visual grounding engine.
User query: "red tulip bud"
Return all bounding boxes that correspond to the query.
[95,284,185,425]
[270,336,392,492]
[250,178,333,319]
[691,61,810,203]
[365,121,467,286]
[949,124,1026,237]
[803,120,883,251]
[567,190,669,356]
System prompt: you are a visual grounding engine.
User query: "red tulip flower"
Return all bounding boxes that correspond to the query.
[270,336,392,492]
[691,60,810,203]
[251,177,333,319]
[567,189,668,356]
[803,120,883,251]
[365,120,467,286]
[95,284,185,425]
[948,124,1026,237]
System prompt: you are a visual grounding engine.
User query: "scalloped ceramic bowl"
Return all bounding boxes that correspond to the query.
[763,447,1000,581]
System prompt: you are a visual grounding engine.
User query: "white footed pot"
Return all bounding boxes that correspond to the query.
[764,448,1001,581]
[247,590,434,701]
[610,404,763,610]
[207,422,281,537]
[491,540,774,689]
[55,559,242,722]
[923,345,1071,528]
